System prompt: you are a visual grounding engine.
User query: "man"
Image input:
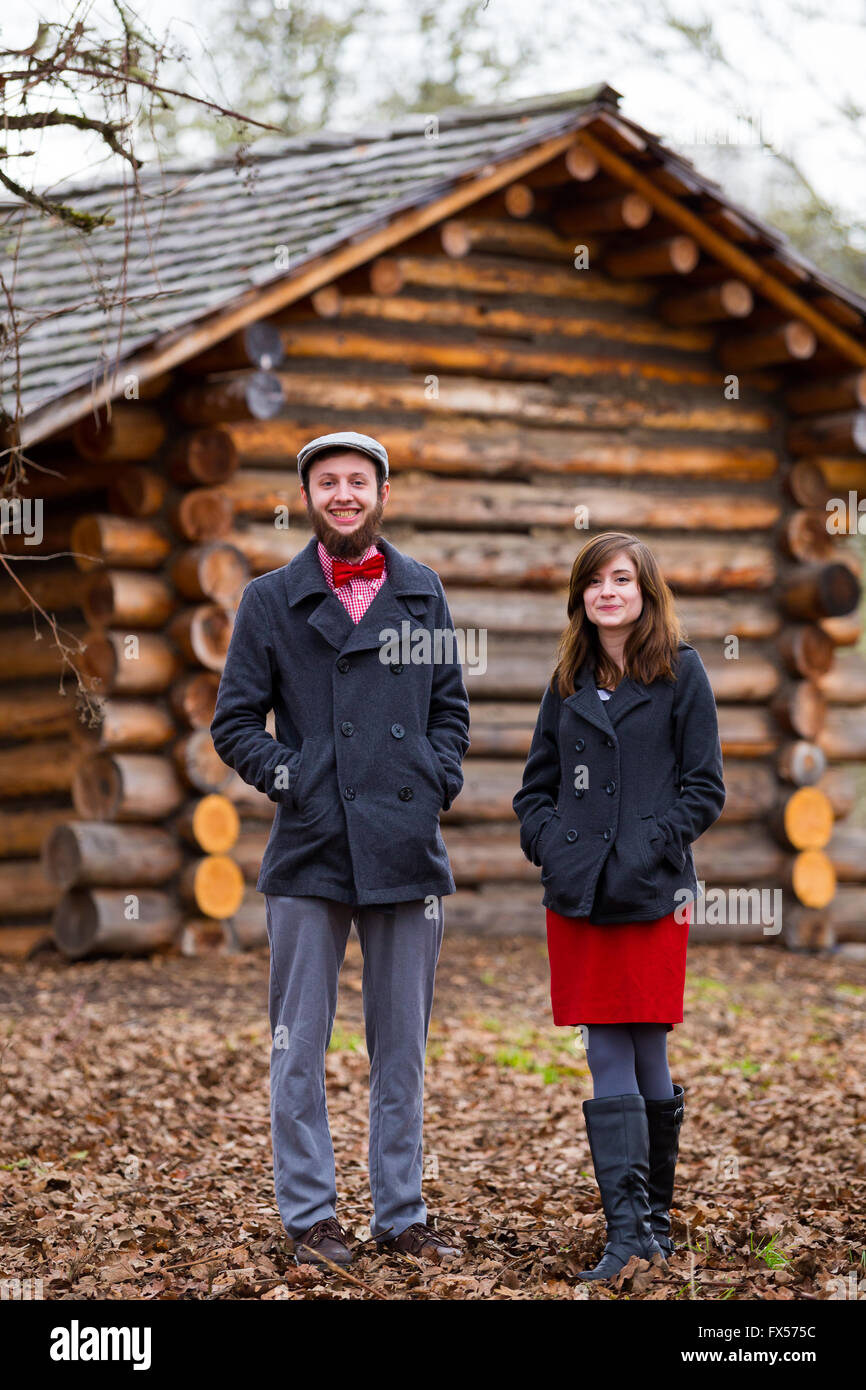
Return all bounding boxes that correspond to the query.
[210,430,470,1269]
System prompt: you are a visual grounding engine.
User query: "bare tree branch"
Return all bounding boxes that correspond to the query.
[0,0,285,702]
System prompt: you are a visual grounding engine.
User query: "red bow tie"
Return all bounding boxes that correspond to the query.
[332,553,384,588]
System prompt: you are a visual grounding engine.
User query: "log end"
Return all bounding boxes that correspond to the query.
[791,848,836,908]
[782,786,834,850]
[191,794,241,854]
[42,823,83,889]
[53,888,99,958]
[192,854,245,918]
[72,753,121,821]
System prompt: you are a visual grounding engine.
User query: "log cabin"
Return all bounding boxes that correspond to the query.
[2,83,866,960]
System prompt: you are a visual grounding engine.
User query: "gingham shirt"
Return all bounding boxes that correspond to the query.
[318,540,387,623]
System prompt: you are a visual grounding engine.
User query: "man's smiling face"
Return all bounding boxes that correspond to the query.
[302,449,389,558]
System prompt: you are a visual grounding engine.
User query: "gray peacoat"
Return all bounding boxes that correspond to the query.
[210,536,470,905]
[513,642,726,924]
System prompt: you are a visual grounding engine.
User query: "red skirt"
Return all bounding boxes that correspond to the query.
[545,902,691,1030]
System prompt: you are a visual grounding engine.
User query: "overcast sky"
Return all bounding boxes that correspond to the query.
[3,0,865,236]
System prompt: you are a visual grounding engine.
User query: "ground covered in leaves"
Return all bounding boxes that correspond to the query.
[1,936,864,1301]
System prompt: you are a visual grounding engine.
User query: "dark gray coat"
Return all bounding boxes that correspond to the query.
[210,536,470,905]
[513,642,726,923]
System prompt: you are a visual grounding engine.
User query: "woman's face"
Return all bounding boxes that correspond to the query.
[582,550,643,635]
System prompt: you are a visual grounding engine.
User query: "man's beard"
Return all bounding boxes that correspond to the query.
[306,493,386,559]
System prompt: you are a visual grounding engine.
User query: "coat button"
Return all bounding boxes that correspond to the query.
[603,828,612,841]
[390,723,404,738]
[605,735,615,747]
[574,788,584,798]
[605,780,616,794]
[575,739,585,751]
[398,786,413,800]
[340,721,354,736]
[337,657,350,673]
[566,829,578,843]
[344,787,355,800]
[390,662,404,674]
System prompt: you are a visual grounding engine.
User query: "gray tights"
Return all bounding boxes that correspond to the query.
[584,1022,674,1099]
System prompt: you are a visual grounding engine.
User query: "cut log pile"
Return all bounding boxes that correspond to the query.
[0,452,113,957]
[4,132,866,956]
[0,393,260,957]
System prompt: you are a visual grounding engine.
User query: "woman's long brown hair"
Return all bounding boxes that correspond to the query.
[551,531,686,698]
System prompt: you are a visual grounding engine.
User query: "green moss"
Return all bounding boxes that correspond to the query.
[328,1026,363,1053]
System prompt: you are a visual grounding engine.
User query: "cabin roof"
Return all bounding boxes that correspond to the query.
[3,82,865,446]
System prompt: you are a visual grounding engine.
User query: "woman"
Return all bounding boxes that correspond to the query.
[513,531,726,1281]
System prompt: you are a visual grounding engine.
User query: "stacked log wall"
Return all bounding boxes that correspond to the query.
[1,395,258,956]
[4,142,866,954]
[173,178,864,950]
[0,453,123,956]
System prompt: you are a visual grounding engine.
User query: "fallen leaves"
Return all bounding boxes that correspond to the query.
[0,938,863,1300]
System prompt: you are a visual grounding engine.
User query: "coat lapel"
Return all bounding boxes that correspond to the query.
[282,535,438,656]
[562,653,652,734]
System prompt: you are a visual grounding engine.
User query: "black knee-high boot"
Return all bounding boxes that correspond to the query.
[644,1083,685,1258]
[578,1092,657,1281]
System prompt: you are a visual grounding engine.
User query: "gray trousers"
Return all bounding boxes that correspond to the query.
[264,893,445,1240]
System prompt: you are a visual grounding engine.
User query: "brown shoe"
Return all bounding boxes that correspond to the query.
[377,1221,460,1262]
[293,1217,353,1268]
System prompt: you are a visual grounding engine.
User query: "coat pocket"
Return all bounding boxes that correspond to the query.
[419,734,449,804]
[540,812,594,888]
[292,738,331,816]
[290,740,310,811]
[536,810,560,866]
[591,814,661,917]
[639,812,665,875]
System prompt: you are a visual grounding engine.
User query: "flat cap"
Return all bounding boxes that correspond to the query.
[297,430,389,483]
